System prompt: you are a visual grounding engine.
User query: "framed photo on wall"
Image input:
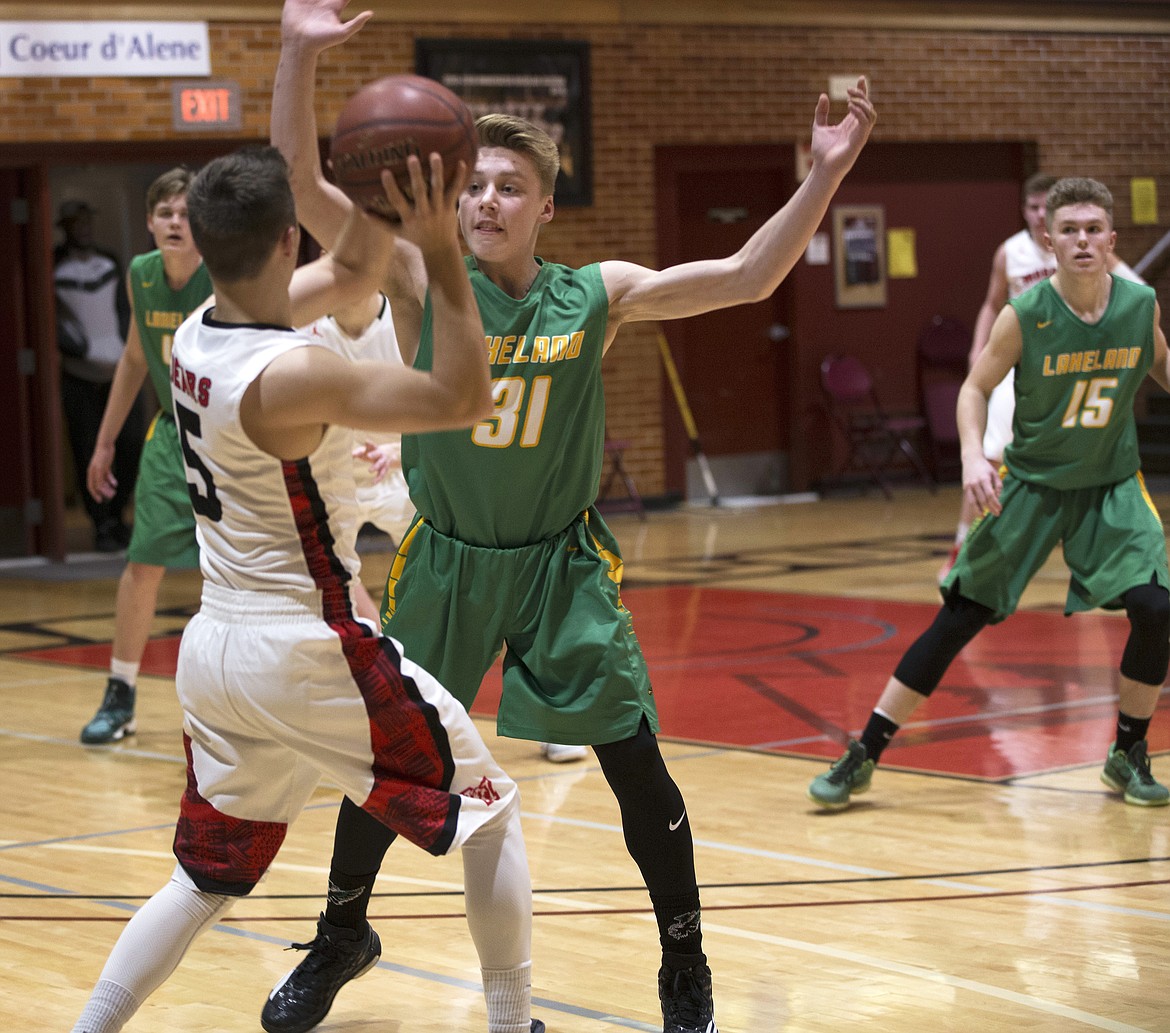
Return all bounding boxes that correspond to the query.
[415,38,593,207]
[832,204,887,308]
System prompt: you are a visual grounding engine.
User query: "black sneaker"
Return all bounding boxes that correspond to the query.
[79,678,136,744]
[658,961,718,1033]
[260,915,381,1033]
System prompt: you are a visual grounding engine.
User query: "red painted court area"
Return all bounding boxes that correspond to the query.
[18,586,1165,781]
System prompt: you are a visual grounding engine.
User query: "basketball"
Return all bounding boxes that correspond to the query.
[330,74,478,221]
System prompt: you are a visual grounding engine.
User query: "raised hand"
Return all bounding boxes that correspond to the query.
[810,76,877,181]
[280,0,372,51]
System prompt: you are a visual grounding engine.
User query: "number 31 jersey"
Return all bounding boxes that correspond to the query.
[407,257,610,549]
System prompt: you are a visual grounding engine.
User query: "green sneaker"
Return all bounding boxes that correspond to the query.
[1101,740,1169,807]
[808,740,875,809]
[80,678,136,744]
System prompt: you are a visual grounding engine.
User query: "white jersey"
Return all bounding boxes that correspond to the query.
[302,297,415,541]
[1003,228,1057,300]
[171,308,361,596]
[303,295,401,446]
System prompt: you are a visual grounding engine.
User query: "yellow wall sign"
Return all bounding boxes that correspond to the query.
[1131,178,1158,226]
[887,228,918,279]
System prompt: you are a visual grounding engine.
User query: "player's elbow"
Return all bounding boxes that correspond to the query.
[461,380,494,423]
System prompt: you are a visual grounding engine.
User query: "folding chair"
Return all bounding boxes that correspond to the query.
[596,435,646,519]
[820,354,934,498]
[917,315,970,480]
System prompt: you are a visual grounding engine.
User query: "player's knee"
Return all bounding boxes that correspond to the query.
[1124,581,1170,632]
[894,593,994,696]
[1121,582,1170,685]
[594,717,675,806]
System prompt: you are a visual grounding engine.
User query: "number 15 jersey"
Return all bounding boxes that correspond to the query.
[1008,275,1155,491]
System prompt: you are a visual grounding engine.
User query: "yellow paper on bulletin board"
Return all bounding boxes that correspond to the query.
[1132,178,1158,226]
[887,228,917,278]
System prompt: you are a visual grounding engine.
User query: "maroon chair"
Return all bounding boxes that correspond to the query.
[917,315,971,480]
[820,354,934,498]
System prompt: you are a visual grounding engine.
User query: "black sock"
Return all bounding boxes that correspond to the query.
[1115,712,1151,755]
[651,891,704,960]
[323,870,377,931]
[860,711,900,765]
[322,797,397,930]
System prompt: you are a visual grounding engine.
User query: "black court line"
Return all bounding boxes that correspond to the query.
[9,876,1170,922]
[624,532,954,587]
[6,854,1168,904]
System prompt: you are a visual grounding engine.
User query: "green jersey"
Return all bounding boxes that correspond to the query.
[129,251,212,409]
[1006,275,1155,490]
[405,257,610,548]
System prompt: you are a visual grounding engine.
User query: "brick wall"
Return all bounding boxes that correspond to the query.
[7,18,1168,496]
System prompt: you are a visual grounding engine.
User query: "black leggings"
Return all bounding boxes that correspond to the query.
[893,580,1170,698]
[328,717,698,900]
[593,717,697,897]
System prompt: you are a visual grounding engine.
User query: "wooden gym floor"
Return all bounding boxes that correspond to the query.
[1,486,1167,1032]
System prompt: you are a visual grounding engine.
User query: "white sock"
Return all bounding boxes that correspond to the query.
[461,797,532,1032]
[71,979,137,1033]
[109,659,140,688]
[71,865,234,1032]
[482,963,532,1033]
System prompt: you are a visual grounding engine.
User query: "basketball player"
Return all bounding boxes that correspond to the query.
[81,168,212,744]
[810,177,1170,811]
[71,146,539,1033]
[270,3,875,1031]
[300,290,414,621]
[937,173,1144,582]
[304,291,590,765]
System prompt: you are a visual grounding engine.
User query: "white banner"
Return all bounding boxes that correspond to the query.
[0,21,210,77]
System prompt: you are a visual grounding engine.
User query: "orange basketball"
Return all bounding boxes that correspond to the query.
[330,74,478,221]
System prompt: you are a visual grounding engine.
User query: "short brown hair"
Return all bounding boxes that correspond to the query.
[1023,173,1058,201]
[187,146,296,283]
[146,167,194,213]
[1044,177,1114,229]
[475,114,560,195]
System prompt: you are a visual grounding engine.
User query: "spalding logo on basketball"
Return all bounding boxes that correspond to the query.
[330,74,478,221]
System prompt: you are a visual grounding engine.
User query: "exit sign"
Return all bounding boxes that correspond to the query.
[171,80,240,131]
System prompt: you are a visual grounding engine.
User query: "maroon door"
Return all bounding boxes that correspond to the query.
[655,146,794,496]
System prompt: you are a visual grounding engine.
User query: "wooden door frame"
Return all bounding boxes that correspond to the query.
[0,138,255,559]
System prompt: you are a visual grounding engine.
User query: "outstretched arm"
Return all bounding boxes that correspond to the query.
[601,78,876,344]
[272,0,426,356]
[271,0,370,250]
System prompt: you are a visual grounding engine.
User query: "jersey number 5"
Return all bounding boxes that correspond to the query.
[175,402,223,520]
[1061,377,1117,429]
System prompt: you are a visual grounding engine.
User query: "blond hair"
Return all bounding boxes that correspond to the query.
[475,114,560,195]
